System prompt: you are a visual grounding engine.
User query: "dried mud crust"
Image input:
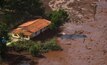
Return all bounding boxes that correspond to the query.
[49,0,98,23]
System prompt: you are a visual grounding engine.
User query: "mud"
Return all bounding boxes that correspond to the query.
[38,0,107,65]
[49,0,98,23]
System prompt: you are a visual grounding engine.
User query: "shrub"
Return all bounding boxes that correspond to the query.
[48,9,68,30]
[10,40,42,56]
[11,40,36,51]
[29,43,41,56]
[9,38,62,56]
[42,38,62,52]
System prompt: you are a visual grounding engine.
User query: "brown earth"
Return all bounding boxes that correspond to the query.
[38,0,107,65]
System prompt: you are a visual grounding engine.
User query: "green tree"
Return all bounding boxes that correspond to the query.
[0,0,45,28]
[48,9,68,30]
[0,0,44,16]
[0,0,4,8]
[0,23,9,59]
[0,23,8,39]
[0,23,7,60]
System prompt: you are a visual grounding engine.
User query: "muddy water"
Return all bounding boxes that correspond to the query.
[38,1,107,65]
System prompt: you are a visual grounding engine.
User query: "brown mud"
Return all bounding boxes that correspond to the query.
[38,0,107,65]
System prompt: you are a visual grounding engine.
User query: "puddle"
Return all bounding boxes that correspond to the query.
[61,34,87,39]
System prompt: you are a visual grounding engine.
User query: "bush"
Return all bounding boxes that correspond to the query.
[10,40,42,56]
[48,9,68,30]
[42,38,62,52]
[29,43,41,56]
[9,39,62,56]
[11,40,35,51]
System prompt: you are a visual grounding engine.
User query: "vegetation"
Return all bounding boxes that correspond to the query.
[0,23,9,40]
[10,40,35,51]
[29,43,41,56]
[9,41,42,56]
[0,23,8,60]
[0,0,66,59]
[0,41,6,59]
[42,38,62,52]
[0,0,45,29]
[48,9,68,30]
[9,38,62,56]
[0,0,44,16]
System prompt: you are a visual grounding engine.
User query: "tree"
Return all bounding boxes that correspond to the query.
[0,23,8,60]
[48,9,68,30]
[0,0,4,8]
[0,23,8,39]
[0,0,44,16]
[0,37,7,60]
[0,0,45,28]
[0,23,7,60]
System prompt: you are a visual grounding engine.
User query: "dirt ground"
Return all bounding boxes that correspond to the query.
[38,0,107,65]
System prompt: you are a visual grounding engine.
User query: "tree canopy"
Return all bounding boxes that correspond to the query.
[0,0,44,16]
[0,0,45,29]
[0,23,8,39]
[48,9,68,30]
